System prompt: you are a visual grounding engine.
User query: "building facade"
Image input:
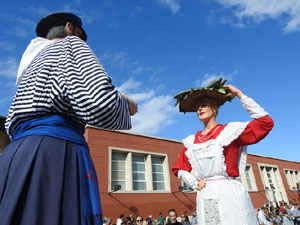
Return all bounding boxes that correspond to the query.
[85,125,300,221]
[0,117,299,221]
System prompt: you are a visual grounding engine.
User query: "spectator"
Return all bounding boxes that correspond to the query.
[146,218,153,225]
[126,217,133,225]
[272,209,282,225]
[157,212,165,225]
[166,209,181,225]
[148,214,157,225]
[136,215,144,225]
[258,207,274,225]
[282,211,293,225]
[297,184,300,204]
[191,212,197,225]
[117,214,125,225]
[294,204,300,225]
[106,218,112,225]
[180,215,191,225]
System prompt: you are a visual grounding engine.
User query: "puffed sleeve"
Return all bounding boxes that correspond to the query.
[61,36,132,130]
[236,95,274,146]
[172,145,192,176]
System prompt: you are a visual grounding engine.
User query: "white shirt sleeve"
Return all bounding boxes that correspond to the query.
[240,95,268,119]
[178,170,198,190]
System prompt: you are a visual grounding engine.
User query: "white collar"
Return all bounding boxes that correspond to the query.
[16,37,54,84]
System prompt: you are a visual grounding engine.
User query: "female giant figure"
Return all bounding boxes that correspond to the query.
[173,79,274,225]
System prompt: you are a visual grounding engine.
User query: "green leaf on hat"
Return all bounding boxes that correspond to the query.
[218,88,226,94]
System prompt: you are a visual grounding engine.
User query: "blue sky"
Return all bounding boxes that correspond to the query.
[0,0,299,161]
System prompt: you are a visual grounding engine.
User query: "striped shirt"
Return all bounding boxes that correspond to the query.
[5,36,131,138]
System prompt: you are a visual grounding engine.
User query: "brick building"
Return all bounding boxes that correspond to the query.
[85,125,300,221]
[0,117,299,221]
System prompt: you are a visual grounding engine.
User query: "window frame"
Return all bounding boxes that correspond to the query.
[283,168,300,191]
[240,164,258,192]
[108,147,171,193]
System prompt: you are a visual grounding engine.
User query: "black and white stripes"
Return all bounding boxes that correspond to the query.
[5,36,131,138]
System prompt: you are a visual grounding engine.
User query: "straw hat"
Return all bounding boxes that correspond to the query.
[174,77,233,112]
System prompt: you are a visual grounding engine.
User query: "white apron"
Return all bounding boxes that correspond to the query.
[183,122,258,225]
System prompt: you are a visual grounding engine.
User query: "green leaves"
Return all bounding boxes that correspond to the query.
[218,88,226,94]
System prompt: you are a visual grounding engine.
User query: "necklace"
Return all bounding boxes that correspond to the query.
[198,125,221,142]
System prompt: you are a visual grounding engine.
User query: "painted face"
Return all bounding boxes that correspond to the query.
[196,100,216,122]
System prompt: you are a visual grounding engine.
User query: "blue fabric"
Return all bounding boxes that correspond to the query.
[12,114,102,225]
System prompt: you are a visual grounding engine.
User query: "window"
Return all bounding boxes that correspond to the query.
[111,152,126,190]
[109,148,170,192]
[152,157,165,190]
[132,155,146,190]
[284,169,300,190]
[259,164,288,205]
[238,165,257,191]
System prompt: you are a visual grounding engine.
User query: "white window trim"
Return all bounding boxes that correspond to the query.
[283,168,300,191]
[241,164,258,192]
[108,146,171,193]
[257,163,289,204]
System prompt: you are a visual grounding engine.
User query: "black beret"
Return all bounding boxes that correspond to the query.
[36,12,87,41]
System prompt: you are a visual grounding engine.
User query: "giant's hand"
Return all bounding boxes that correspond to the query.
[222,85,244,99]
[121,93,138,116]
[197,179,206,190]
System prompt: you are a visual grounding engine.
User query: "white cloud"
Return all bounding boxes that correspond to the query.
[131,95,177,135]
[117,78,141,93]
[156,0,181,14]
[117,78,177,135]
[196,70,238,87]
[216,0,300,32]
[0,57,19,79]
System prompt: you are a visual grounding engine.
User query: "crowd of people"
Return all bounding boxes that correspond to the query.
[103,209,196,225]
[102,201,300,225]
[256,201,300,225]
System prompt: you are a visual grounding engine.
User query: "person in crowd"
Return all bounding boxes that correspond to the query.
[117,215,125,225]
[148,214,157,225]
[126,217,133,225]
[282,210,293,225]
[172,78,274,225]
[157,212,165,225]
[146,218,153,225]
[135,215,144,225]
[258,207,274,225]
[294,204,300,225]
[272,209,283,225]
[106,218,112,225]
[0,12,137,225]
[297,184,300,204]
[180,214,191,225]
[166,209,181,225]
[191,212,197,225]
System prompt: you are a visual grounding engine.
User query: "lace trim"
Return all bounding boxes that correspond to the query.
[217,122,249,176]
[183,135,201,179]
[218,122,249,147]
[203,199,221,225]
